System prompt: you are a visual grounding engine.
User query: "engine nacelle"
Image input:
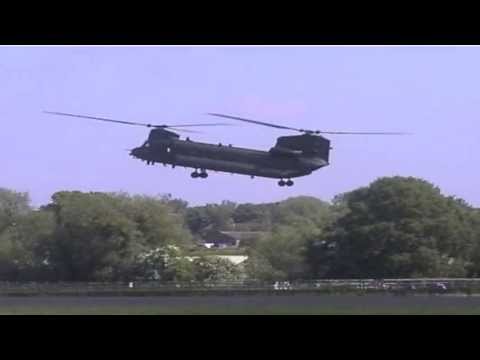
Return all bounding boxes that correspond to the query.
[272,134,330,162]
[269,146,302,156]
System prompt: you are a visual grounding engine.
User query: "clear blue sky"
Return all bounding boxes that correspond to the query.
[1,46,478,207]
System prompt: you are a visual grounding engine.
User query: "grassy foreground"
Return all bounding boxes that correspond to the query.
[2,294,480,314]
[0,305,480,315]
[2,306,480,315]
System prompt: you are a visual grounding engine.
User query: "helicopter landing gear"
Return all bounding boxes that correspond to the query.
[191,169,208,179]
[199,169,208,178]
[278,179,294,187]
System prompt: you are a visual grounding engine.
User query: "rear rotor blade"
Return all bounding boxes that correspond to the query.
[208,113,303,132]
[318,131,411,135]
[208,112,410,136]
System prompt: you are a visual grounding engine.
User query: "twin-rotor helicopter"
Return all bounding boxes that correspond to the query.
[44,111,408,187]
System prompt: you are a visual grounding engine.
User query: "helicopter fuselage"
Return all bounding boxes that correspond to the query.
[44,110,405,185]
[130,129,330,180]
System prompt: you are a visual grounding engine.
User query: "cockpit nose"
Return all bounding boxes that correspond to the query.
[130,147,142,158]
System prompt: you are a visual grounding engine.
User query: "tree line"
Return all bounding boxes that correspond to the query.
[1,176,479,282]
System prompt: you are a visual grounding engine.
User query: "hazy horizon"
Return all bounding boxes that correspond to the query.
[2,46,478,207]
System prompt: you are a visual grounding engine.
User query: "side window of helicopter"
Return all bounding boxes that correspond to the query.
[166,146,171,153]
[143,141,150,148]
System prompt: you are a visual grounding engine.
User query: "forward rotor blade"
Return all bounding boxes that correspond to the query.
[44,111,157,128]
[44,111,233,129]
[208,113,302,132]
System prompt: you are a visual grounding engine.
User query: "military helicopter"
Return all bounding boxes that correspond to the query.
[44,111,408,187]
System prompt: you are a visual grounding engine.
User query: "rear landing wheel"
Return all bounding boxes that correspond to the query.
[286,179,294,187]
[191,171,199,178]
[278,180,286,187]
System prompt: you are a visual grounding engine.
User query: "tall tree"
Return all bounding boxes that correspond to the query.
[186,201,236,234]
[247,225,313,281]
[0,189,57,280]
[310,177,478,278]
[41,191,192,281]
[0,188,31,233]
[245,197,333,281]
[232,203,272,230]
[270,196,332,231]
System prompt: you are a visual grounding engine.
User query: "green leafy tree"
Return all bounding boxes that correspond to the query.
[244,197,333,281]
[166,256,196,282]
[42,191,192,281]
[466,209,480,276]
[232,203,272,230]
[270,196,332,230]
[312,177,478,278]
[204,201,236,230]
[0,188,31,233]
[192,256,242,282]
[245,254,287,281]
[0,189,56,280]
[247,225,313,281]
[233,203,268,223]
[158,193,189,215]
[133,244,196,281]
[186,201,236,234]
[185,207,212,234]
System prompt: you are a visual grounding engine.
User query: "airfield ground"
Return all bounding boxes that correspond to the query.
[1,294,480,314]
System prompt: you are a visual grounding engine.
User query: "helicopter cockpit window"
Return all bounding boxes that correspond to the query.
[143,141,150,148]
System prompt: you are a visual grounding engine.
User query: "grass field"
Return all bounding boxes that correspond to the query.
[2,306,480,315]
[1,294,480,314]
